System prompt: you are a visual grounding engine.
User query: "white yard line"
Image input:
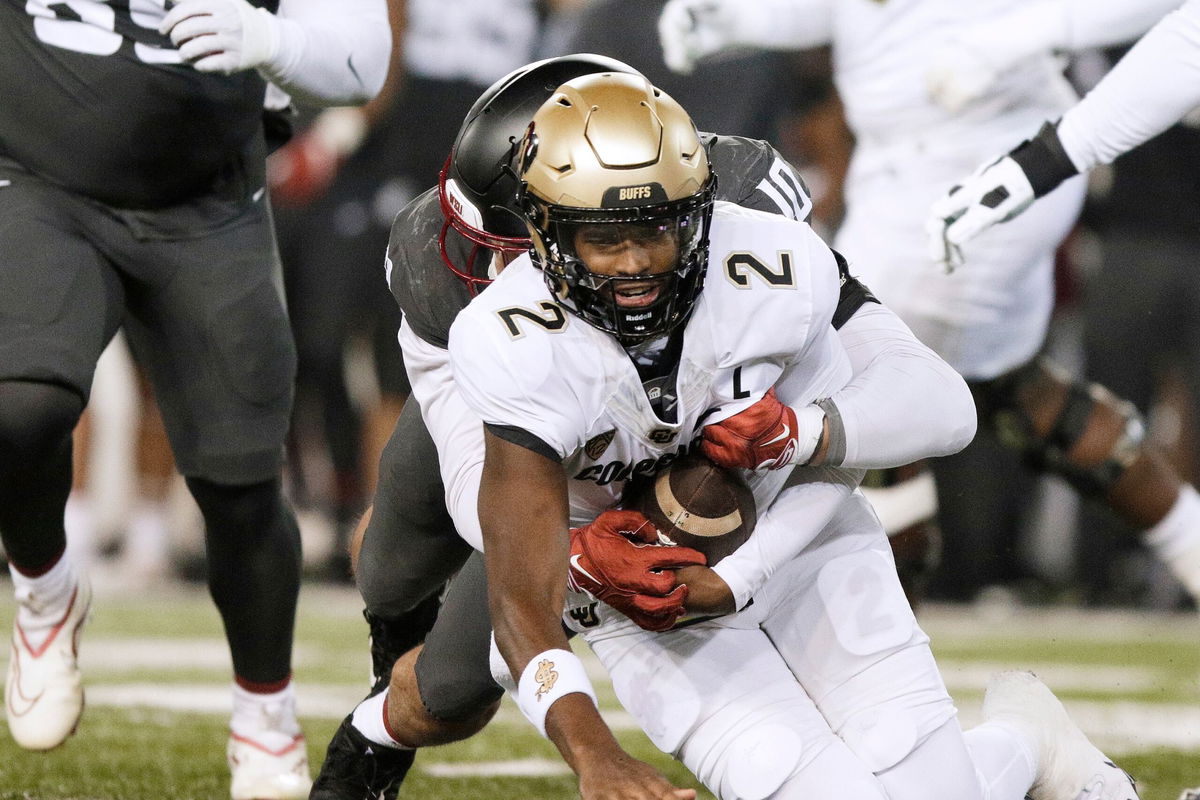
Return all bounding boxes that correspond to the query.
[79,680,1200,752]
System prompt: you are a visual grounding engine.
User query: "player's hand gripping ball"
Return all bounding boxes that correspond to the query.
[624,452,757,565]
[568,509,706,632]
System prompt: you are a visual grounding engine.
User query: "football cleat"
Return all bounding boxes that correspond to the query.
[1178,789,1200,800]
[227,729,313,800]
[983,671,1138,800]
[309,712,414,800]
[5,577,92,750]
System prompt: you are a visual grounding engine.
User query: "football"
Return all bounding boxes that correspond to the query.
[624,452,757,565]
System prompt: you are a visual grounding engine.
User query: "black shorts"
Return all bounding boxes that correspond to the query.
[0,157,296,484]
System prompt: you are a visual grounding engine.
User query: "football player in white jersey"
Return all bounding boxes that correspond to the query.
[314,53,982,799]
[449,72,1135,800]
[657,0,1200,609]
[929,0,1200,254]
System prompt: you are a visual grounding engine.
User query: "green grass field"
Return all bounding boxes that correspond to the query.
[0,579,1197,800]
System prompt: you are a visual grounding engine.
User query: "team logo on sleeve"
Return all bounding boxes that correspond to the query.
[585,430,616,460]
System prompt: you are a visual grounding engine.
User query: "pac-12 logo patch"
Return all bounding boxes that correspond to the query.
[585,430,616,460]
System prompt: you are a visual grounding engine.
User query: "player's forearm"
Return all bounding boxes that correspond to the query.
[1058,0,1200,172]
[478,432,605,756]
[264,0,391,104]
[826,304,976,469]
[712,470,859,609]
[1060,0,1183,51]
[479,466,571,670]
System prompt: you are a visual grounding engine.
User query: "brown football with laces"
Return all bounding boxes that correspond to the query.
[623,452,757,565]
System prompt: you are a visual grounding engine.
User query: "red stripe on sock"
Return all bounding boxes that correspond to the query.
[8,546,67,578]
[381,692,403,745]
[235,673,292,694]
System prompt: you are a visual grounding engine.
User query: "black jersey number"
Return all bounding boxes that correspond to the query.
[26,0,175,62]
[497,302,567,339]
[724,252,797,289]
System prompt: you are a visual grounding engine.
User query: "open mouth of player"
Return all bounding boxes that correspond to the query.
[611,279,665,308]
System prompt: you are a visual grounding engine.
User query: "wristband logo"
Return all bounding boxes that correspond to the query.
[534,658,559,700]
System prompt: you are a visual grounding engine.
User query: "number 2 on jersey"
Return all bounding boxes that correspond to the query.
[496,301,568,339]
[724,252,797,289]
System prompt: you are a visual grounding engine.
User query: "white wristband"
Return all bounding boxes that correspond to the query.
[516,648,597,738]
[791,404,826,465]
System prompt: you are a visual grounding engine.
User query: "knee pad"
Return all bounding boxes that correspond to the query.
[839,708,921,773]
[0,380,83,467]
[415,632,504,723]
[974,358,1145,496]
[719,724,805,800]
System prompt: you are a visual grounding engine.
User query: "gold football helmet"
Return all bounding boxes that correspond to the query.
[517,72,716,341]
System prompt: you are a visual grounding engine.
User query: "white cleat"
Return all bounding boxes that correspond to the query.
[228,729,313,800]
[5,579,92,750]
[983,670,1138,800]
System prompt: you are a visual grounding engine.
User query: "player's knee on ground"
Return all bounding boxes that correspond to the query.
[0,380,82,472]
[972,358,1145,496]
[385,646,500,747]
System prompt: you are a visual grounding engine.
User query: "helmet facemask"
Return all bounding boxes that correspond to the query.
[437,155,528,296]
[524,183,715,342]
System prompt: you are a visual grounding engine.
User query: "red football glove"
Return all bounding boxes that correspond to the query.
[266,108,367,207]
[701,387,803,470]
[568,509,707,632]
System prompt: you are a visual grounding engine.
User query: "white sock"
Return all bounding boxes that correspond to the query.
[1142,485,1200,599]
[351,691,409,750]
[230,682,302,744]
[10,554,78,650]
[964,722,1038,800]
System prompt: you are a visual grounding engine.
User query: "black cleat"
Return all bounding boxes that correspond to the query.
[309,712,414,800]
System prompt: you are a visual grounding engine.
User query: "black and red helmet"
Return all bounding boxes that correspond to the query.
[438,54,641,295]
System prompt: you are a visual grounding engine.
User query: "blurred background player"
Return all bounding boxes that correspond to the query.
[0,0,390,796]
[929,0,1200,256]
[656,0,1200,608]
[926,0,1200,605]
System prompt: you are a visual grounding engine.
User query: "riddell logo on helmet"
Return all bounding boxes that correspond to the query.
[449,194,464,215]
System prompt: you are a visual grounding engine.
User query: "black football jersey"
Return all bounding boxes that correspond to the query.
[389,133,813,349]
[0,0,278,208]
